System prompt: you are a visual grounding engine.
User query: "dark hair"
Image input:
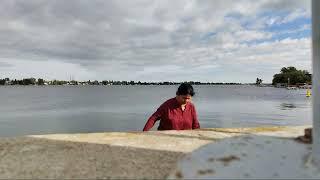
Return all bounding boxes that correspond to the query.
[176,83,195,96]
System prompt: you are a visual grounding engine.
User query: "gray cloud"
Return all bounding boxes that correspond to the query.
[0,61,13,68]
[0,0,312,82]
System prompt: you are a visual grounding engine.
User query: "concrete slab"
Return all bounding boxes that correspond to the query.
[169,135,320,179]
[0,126,312,179]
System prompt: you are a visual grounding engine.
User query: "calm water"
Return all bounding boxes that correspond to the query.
[0,85,311,137]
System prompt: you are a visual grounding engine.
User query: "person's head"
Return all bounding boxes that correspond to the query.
[176,83,195,105]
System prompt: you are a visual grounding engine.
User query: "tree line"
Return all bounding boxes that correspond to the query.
[0,78,243,86]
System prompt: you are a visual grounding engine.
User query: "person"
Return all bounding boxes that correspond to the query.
[143,83,200,131]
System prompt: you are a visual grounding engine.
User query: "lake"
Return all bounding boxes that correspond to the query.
[0,85,311,137]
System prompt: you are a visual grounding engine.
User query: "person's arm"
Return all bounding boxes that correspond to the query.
[143,105,164,131]
[192,106,200,129]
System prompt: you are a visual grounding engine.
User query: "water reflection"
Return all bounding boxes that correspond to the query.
[280,103,297,110]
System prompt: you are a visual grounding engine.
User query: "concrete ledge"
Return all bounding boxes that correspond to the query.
[0,126,311,179]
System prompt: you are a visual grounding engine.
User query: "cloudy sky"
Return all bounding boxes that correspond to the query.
[0,0,312,83]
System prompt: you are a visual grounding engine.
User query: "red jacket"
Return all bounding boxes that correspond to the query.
[143,98,200,131]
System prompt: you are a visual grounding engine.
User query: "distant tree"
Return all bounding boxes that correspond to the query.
[272,67,311,85]
[92,80,99,85]
[12,79,18,85]
[18,80,24,85]
[37,78,44,85]
[256,78,263,85]
[102,80,108,85]
[22,78,36,85]
[280,67,297,74]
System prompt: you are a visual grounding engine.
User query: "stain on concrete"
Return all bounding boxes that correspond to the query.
[217,155,240,166]
[175,171,183,179]
[197,169,215,175]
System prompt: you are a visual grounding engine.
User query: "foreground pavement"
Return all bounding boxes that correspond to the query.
[0,126,312,179]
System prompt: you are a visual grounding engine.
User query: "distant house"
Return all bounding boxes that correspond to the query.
[297,83,312,89]
[92,80,99,85]
[296,83,312,88]
[4,78,10,85]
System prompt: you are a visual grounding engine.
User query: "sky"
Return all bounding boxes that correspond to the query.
[0,0,312,83]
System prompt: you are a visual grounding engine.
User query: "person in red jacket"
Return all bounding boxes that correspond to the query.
[143,83,200,131]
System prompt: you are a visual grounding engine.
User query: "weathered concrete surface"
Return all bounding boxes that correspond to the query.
[169,135,320,179]
[0,126,310,179]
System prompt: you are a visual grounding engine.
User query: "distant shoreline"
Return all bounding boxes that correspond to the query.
[0,78,262,86]
[0,84,277,88]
